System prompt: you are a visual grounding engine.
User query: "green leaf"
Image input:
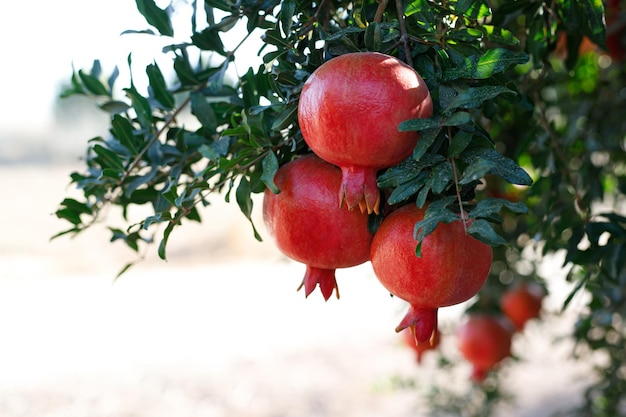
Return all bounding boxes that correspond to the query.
[431,161,452,194]
[59,198,93,215]
[447,130,474,158]
[263,28,291,48]
[261,151,280,194]
[158,221,175,260]
[414,196,458,242]
[146,62,175,109]
[442,111,472,126]
[446,28,483,43]
[142,212,172,230]
[173,55,200,85]
[467,218,507,246]
[93,144,125,171]
[459,155,496,184]
[461,147,533,186]
[324,27,365,41]
[413,128,442,161]
[561,274,590,311]
[191,27,227,54]
[213,14,239,32]
[271,103,298,131]
[236,177,262,241]
[135,0,174,36]
[55,199,92,225]
[470,197,528,220]
[78,70,110,96]
[455,0,491,19]
[114,262,137,281]
[124,86,153,129]
[443,48,529,80]
[124,170,158,198]
[377,158,423,188]
[445,86,516,111]
[399,116,443,131]
[279,0,296,36]
[191,91,218,132]
[111,114,138,155]
[387,173,429,205]
[99,100,131,114]
[405,0,436,30]
[365,21,383,52]
[480,26,519,46]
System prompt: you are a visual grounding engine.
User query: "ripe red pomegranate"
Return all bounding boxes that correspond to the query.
[370,204,492,344]
[401,327,441,364]
[262,154,373,300]
[298,52,433,214]
[500,283,544,331]
[457,315,513,381]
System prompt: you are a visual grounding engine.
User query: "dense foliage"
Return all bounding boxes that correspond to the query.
[55,0,625,415]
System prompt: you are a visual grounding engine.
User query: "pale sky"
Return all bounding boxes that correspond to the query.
[0,0,263,135]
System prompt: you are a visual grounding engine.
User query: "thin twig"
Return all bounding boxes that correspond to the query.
[448,127,468,231]
[374,0,389,23]
[117,94,192,189]
[117,27,254,192]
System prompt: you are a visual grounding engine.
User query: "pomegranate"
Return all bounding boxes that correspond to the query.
[457,315,513,381]
[401,327,441,364]
[298,52,433,214]
[262,154,373,300]
[370,204,492,344]
[500,283,544,331]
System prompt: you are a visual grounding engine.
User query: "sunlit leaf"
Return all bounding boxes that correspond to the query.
[261,151,280,194]
[443,48,529,80]
[445,86,516,111]
[135,0,174,36]
[467,218,507,246]
[146,62,175,109]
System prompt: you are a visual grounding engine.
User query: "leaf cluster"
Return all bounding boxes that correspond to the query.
[53,0,626,414]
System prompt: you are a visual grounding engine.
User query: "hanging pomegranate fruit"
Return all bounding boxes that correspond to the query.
[456,315,513,381]
[262,154,373,300]
[370,204,492,344]
[298,52,433,214]
[500,283,545,331]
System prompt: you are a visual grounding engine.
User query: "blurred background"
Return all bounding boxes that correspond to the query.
[0,1,595,416]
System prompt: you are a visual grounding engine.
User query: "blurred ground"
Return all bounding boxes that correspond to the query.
[0,164,597,417]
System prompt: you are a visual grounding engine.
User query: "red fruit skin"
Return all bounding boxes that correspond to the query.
[262,154,373,300]
[457,315,512,382]
[401,327,441,364]
[298,52,433,214]
[500,283,544,331]
[370,204,493,343]
[606,0,625,61]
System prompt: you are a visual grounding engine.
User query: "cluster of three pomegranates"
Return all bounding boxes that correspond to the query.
[262,52,493,346]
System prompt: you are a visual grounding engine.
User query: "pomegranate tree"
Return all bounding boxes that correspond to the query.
[500,283,545,331]
[262,154,373,300]
[298,52,433,214]
[370,204,492,344]
[457,315,513,381]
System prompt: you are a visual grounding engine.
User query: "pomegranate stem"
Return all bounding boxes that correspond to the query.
[339,166,380,215]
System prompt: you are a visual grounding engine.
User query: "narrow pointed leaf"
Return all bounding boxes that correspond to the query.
[136,0,174,36]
